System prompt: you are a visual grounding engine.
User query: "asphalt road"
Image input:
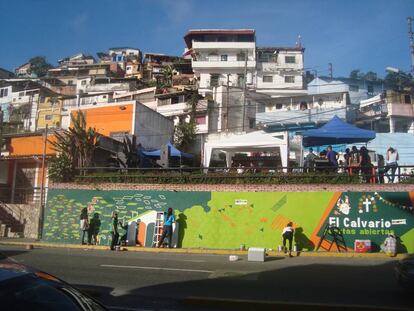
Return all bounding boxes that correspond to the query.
[0,245,413,311]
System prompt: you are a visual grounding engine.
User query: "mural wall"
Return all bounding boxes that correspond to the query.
[43,189,414,252]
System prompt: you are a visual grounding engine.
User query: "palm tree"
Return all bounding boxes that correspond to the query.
[49,111,99,178]
[160,65,175,87]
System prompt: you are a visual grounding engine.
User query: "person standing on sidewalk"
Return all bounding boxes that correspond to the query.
[88,213,101,245]
[110,212,119,250]
[158,208,175,248]
[79,208,89,245]
[282,222,295,257]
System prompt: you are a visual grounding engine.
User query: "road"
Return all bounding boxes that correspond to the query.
[0,245,413,310]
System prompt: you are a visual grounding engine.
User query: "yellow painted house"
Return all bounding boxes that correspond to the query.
[36,96,64,129]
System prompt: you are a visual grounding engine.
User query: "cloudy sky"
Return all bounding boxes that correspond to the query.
[0,0,413,77]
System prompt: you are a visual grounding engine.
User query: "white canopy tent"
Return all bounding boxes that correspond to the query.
[203,131,290,170]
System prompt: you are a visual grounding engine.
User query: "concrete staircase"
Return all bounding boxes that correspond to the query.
[0,202,24,238]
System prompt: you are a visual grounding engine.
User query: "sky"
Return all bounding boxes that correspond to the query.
[0,0,413,78]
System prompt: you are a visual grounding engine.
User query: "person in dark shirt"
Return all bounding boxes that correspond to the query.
[88,213,101,245]
[359,146,372,183]
[110,212,119,250]
[326,145,338,171]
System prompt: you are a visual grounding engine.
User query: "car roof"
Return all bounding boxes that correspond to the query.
[0,258,32,282]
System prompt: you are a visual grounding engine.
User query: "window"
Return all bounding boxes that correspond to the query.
[367,85,374,94]
[285,56,296,63]
[276,104,283,109]
[208,53,218,62]
[126,66,131,71]
[67,80,73,85]
[263,76,273,83]
[237,74,245,87]
[0,88,8,97]
[45,115,53,121]
[221,55,228,61]
[300,101,308,110]
[349,85,359,92]
[404,94,411,104]
[81,80,87,86]
[19,92,24,97]
[237,52,246,61]
[196,115,206,125]
[210,74,220,87]
[284,76,295,83]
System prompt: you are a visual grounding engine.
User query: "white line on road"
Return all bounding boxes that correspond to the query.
[182,259,206,263]
[100,264,213,273]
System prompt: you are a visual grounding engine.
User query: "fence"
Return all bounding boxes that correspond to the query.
[74,165,414,185]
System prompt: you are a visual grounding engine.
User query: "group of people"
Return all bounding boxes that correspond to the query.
[79,208,101,245]
[304,145,400,183]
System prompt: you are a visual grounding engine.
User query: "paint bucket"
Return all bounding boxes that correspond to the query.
[115,245,121,251]
[229,255,239,262]
[240,244,245,251]
[277,245,283,252]
[293,245,297,252]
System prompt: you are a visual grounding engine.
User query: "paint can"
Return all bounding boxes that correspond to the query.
[229,255,239,262]
[240,244,245,251]
[277,245,283,252]
[115,245,121,251]
[293,245,297,252]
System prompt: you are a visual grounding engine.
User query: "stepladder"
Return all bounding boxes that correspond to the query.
[316,224,347,252]
[152,212,164,247]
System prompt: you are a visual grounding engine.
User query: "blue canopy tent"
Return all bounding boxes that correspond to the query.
[302,116,376,147]
[141,142,193,158]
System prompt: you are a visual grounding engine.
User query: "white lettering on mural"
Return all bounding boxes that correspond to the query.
[235,199,248,205]
[334,217,392,229]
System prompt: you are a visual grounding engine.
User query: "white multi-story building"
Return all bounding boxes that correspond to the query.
[183,29,306,97]
[184,29,257,95]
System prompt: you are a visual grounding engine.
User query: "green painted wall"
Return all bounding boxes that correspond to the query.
[43,189,414,252]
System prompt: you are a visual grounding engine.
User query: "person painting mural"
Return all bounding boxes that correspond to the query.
[282,222,295,257]
[79,207,89,245]
[110,212,119,251]
[158,208,175,248]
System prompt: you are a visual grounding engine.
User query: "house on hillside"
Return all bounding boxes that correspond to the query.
[355,89,414,133]
[14,63,35,78]
[0,68,15,79]
[308,77,384,105]
[58,53,96,67]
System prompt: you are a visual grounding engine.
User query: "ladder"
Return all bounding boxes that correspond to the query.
[316,224,347,252]
[152,212,164,247]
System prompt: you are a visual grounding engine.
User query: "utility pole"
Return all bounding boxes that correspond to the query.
[242,50,248,132]
[328,63,333,79]
[408,17,414,74]
[38,124,48,240]
[0,109,3,155]
[226,74,230,130]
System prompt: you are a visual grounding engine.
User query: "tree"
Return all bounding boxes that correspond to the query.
[363,71,378,81]
[28,56,53,77]
[349,69,362,80]
[173,91,200,151]
[160,65,175,87]
[48,111,99,181]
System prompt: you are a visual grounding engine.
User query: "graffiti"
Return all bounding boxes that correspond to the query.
[43,189,414,252]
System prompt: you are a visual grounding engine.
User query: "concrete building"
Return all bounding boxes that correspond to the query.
[0,68,15,79]
[57,53,96,67]
[143,53,192,83]
[63,100,174,149]
[356,90,414,133]
[14,63,34,78]
[255,47,306,97]
[184,29,257,96]
[307,77,384,105]
[256,91,351,132]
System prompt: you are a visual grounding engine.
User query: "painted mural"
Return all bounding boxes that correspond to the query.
[43,189,414,253]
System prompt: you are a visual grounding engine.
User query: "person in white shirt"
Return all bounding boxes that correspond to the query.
[282,222,295,257]
[384,147,399,183]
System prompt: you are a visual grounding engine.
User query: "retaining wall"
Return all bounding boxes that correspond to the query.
[45,183,414,253]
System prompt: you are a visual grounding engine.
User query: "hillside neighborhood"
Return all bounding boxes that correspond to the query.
[1,1,414,310]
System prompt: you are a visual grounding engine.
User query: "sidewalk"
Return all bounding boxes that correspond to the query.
[0,238,405,259]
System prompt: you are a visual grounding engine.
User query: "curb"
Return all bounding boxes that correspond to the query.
[182,297,412,311]
[0,240,405,259]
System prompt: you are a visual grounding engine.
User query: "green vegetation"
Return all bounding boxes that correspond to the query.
[74,171,361,185]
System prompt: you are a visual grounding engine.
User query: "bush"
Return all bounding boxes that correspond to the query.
[48,155,75,182]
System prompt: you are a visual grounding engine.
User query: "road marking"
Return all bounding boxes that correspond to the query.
[183,259,206,263]
[100,264,212,273]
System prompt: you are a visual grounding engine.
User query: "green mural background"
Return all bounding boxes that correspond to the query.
[43,189,414,252]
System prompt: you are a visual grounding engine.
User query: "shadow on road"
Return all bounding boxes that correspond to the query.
[74,260,413,311]
[0,249,29,258]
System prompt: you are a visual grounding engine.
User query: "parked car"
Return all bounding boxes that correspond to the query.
[0,256,108,311]
[395,254,414,289]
